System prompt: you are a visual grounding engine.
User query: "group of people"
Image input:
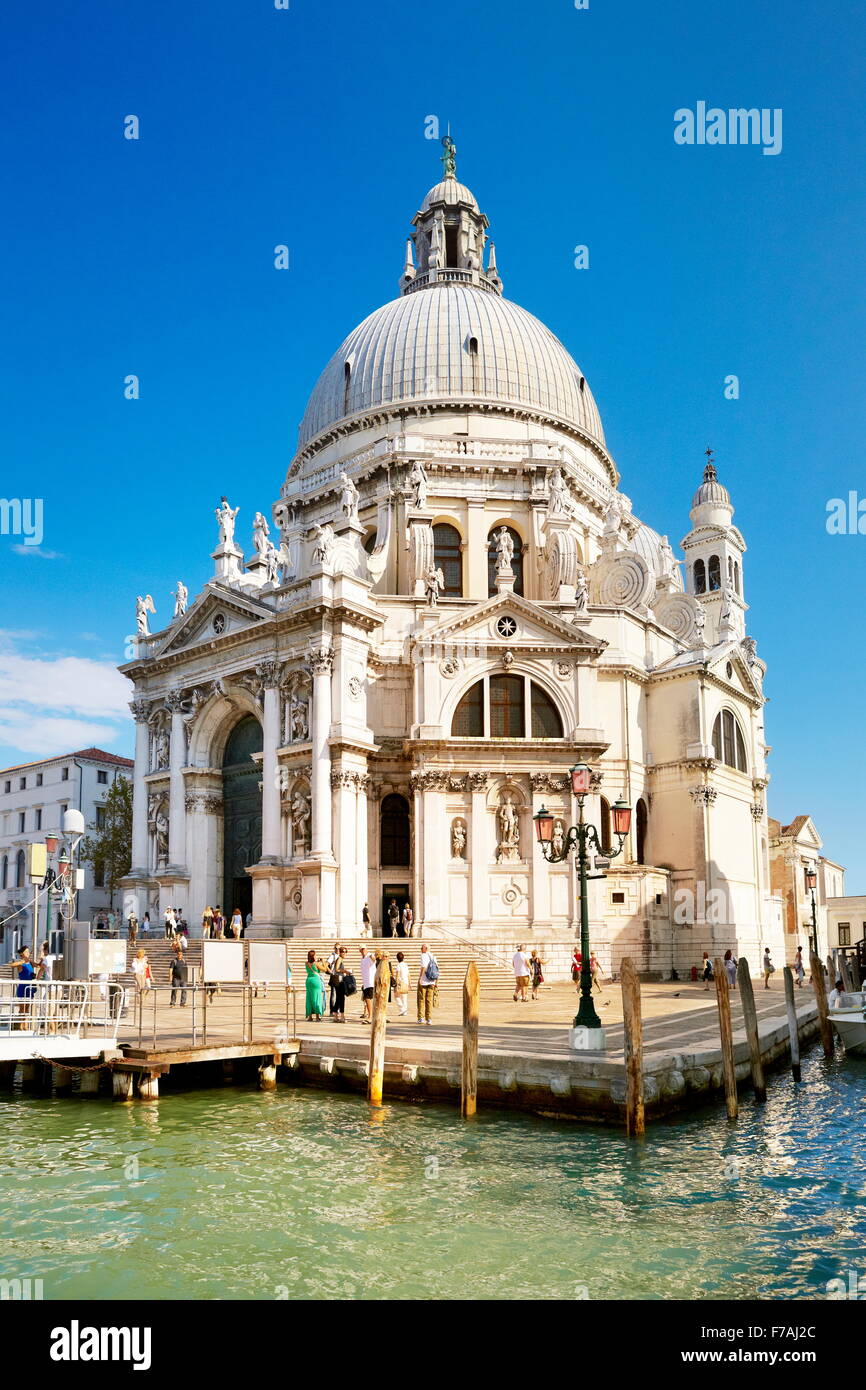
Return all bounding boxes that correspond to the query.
[201,905,248,939]
[303,943,439,1024]
[569,948,605,993]
[511,946,547,1001]
[9,943,54,1024]
[376,900,415,938]
[700,946,809,992]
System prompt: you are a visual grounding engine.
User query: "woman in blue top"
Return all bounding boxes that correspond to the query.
[12,947,37,1026]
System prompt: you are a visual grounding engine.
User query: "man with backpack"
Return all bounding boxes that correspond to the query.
[417,943,439,1024]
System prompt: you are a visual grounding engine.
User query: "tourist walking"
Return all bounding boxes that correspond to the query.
[141,911,151,936]
[212,906,225,939]
[700,951,713,989]
[762,947,775,990]
[723,949,737,989]
[589,951,605,993]
[229,907,243,939]
[330,945,349,1022]
[360,904,372,938]
[164,907,176,940]
[512,944,530,1002]
[201,906,214,939]
[394,950,410,1016]
[169,946,188,1007]
[131,948,152,996]
[387,899,400,938]
[127,913,138,943]
[794,946,806,988]
[401,903,414,938]
[417,943,438,1024]
[359,947,376,1022]
[571,948,582,986]
[305,949,326,1021]
[529,949,545,1000]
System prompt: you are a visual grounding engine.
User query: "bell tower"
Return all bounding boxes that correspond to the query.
[681,449,747,642]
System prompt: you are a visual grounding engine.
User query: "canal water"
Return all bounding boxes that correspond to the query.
[1,1048,864,1301]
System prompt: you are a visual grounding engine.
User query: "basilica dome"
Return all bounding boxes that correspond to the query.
[297,285,606,450]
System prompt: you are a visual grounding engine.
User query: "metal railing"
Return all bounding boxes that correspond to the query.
[0,980,125,1041]
[131,983,298,1051]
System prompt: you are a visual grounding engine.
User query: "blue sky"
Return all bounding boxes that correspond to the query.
[1,0,865,884]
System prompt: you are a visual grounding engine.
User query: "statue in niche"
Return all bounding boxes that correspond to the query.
[290,694,309,742]
[548,467,571,517]
[552,820,566,858]
[694,600,706,640]
[339,472,360,524]
[574,566,589,611]
[136,594,155,636]
[424,565,445,607]
[409,460,429,510]
[154,725,169,771]
[312,523,335,564]
[496,795,521,862]
[215,496,240,547]
[451,819,466,860]
[495,526,514,574]
[154,809,169,864]
[253,512,271,555]
[172,581,188,618]
[291,790,311,854]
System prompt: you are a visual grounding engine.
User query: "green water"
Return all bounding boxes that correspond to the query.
[2,1049,864,1300]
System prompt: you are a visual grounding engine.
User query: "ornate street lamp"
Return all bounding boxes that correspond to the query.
[805,865,818,958]
[534,762,631,1032]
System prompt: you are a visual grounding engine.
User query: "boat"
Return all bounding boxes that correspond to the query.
[829,991,866,1055]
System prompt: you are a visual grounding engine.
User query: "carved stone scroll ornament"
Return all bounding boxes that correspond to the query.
[309,647,334,676]
[589,549,655,611]
[689,785,718,807]
[407,517,435,597]
[655,593,703,646]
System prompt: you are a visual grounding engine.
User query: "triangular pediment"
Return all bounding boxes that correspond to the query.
[706,644,763,700]
[415,592,606,654]
[155,584,273,657]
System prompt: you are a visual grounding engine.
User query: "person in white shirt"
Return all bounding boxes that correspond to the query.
[828,980,846,1009]
[417,945,437,1024]
[512,945,530,1002]
[394,950,410,1017]
[359,947,377,1021]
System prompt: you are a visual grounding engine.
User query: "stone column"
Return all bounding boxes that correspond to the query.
[356,775,369,924]
[466,500,488,600]
[166,691,187,871]
[333,770,357,930]
[421,780,445,925]
[468,772,488,929]
[130,699,151,875]
[310,647,334,857]
[258,660,282,862]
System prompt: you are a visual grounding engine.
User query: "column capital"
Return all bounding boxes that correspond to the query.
[165,688,186,715]
[130,698,151,723]
[256,658,282,690]
[309,645,334,676]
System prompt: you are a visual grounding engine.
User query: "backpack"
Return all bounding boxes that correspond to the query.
[342,971,358,997]
[424,954,440,983]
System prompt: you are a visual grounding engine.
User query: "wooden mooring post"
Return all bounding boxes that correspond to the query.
[367,955,389,1107]
[840,955,856,993]
[713,957,738,1120]
[620,956,644,1137]
[811,952,834,1058]
[461,961,479,1118]
[783,966,801,1082]
[737,958,767,1102]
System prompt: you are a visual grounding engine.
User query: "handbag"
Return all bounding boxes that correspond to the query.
[342,971,358,997]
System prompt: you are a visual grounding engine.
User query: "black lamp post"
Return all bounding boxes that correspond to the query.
[805,865,818,958]
[534,762,631,1030]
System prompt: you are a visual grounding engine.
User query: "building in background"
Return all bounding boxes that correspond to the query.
[826,896,866,957]
[767,815,845,960]
[0,747,133,962]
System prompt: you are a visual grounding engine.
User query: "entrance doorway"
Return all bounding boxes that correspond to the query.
[382,884,410,937]
[222,715,262,924]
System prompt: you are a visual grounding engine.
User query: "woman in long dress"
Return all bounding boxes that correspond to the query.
[303,950,325,1020]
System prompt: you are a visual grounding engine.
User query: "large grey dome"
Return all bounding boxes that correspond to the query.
[297,283,606,450]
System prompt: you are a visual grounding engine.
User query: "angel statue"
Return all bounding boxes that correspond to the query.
[172,581,188,619]
[264,541,280,586]
[424,564,446,608]
[215,496,240,546]
[136,594,156,636]
[312,523,335,564]
[253,511,271,555]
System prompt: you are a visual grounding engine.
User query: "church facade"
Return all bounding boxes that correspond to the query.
[121,150,784,975]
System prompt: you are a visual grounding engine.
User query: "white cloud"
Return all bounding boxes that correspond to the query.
[0,639,133,759]
[10,546,62,559]
[0,715,124,758]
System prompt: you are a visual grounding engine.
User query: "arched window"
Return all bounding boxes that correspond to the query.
[451,677,564,739]
[636,797,648,864]
[343,361,351,415]
[727,556,734,585]
[468,336,480,393]
[363,530,377,555]
[487,526,524,596]
[1,855,6,890]
[433,523,463,596]
[734,561,741,595]
[380,794,410,866]
[531,685,564,737]
[599,797,611,848]
[708,554,721,591]
[693,559,706,594]
[15,848,25,889]
[711,710,748,772]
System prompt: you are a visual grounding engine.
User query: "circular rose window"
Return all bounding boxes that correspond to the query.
[496,615,517,639]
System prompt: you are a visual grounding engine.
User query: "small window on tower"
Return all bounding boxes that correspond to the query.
[708,555,721,591]
[693,559,706,594]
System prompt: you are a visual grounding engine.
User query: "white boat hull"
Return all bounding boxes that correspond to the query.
[831,1007,866,1055]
